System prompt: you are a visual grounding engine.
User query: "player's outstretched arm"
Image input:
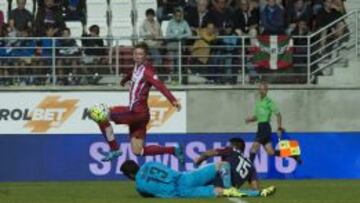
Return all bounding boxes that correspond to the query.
[144,68,180,111]
[194,149,219,166]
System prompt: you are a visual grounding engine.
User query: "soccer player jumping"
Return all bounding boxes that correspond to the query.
[88,43,183,162]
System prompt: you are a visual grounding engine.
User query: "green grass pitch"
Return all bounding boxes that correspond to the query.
[0,180,359,203]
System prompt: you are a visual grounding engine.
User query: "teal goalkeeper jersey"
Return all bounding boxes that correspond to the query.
[135,162,181,198]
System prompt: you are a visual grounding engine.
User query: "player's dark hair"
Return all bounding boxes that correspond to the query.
[134,42,149,55]
[229,137,245,153]
[120,160,139,180]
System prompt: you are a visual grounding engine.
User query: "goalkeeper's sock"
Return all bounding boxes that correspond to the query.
[250,152,256,163]
[142,145,175,156]
[99,121,119,151]
[219,162,231,188]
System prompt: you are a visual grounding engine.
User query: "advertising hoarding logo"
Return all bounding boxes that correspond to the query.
[24,96,79,132]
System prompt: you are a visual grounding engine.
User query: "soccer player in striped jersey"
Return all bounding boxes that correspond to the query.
[88,42,183,162]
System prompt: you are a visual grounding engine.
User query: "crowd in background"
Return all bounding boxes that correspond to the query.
[0,0,349,85]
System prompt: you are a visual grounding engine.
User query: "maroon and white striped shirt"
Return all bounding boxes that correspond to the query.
[121,63,176,113]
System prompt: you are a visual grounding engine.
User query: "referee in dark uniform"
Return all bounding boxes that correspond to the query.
[246,82,301,164]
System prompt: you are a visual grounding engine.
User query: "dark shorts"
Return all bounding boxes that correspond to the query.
[110,106,150,139]
[255,122,272,145]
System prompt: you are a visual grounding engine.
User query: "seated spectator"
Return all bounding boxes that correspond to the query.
[260,0,285,35]
[10,28,36,85]
[165,7,192,82]
[56,27,80,85]
[219,22,238,84]
[191,21,217,76]
[34,0,65,36]
[210,0,235,35]
[139,8,163,66]
[185,0,214,33]
[234,0,260,36]
[81,25,107,84]
[286,0,312,35]
[157,0,186,23]
[9,0,33,32]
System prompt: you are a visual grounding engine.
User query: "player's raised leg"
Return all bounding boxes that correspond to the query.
[88,104,123,162]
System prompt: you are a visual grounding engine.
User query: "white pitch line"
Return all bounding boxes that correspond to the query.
[227,197,249,203]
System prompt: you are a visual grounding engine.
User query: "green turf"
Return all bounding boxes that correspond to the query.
[0,180,359,203]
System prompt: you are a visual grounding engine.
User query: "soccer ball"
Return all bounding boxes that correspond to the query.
[88,104,109,123]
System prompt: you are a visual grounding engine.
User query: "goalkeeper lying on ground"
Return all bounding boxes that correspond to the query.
[120,155,275,198]
[194,137,276,197]
[120,160,244,198]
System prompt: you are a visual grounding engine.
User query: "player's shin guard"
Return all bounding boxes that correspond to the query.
[142,145,175,156]
[219,162,231,188]
[99,121,119,151]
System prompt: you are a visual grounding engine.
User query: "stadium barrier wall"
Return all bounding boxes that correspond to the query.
[0,132,359,181]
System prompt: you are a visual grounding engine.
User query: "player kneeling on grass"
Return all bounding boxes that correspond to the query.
[87,42,183,163]
[121,160,248,198]
[194,137,276,197]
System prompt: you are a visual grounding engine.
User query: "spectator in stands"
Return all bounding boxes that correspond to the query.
[210,0,234,35]
[331,0,346,14]
[185,0,214,33]
[312,0,324,15]
[11,28,35,85]
[81,24,107,84]
[190,21,217,78]
[9,0,33,32]
[140,8,163,66]
[61,0,87,26]
[315,0,344,55]
[234,0,260,36]
[0,10,4,29]
[292,19,310,74]
[221,22,238,84]
[0,23,8,86]
[260,0,285,35]
[7,0,37,15]
[157,0,186,23]
[211,0,237,12]
[36,24,56,85]
[57,27,80,85]
[34,0,65,36]
[165,7,191,82]
[286,0,312,35]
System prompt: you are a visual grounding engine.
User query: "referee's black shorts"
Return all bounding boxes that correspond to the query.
[255,122,272,145]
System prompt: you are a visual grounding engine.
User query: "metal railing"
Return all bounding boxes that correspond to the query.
[0,10,359,87]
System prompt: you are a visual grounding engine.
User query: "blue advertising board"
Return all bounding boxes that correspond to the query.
[0,132,359,181]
